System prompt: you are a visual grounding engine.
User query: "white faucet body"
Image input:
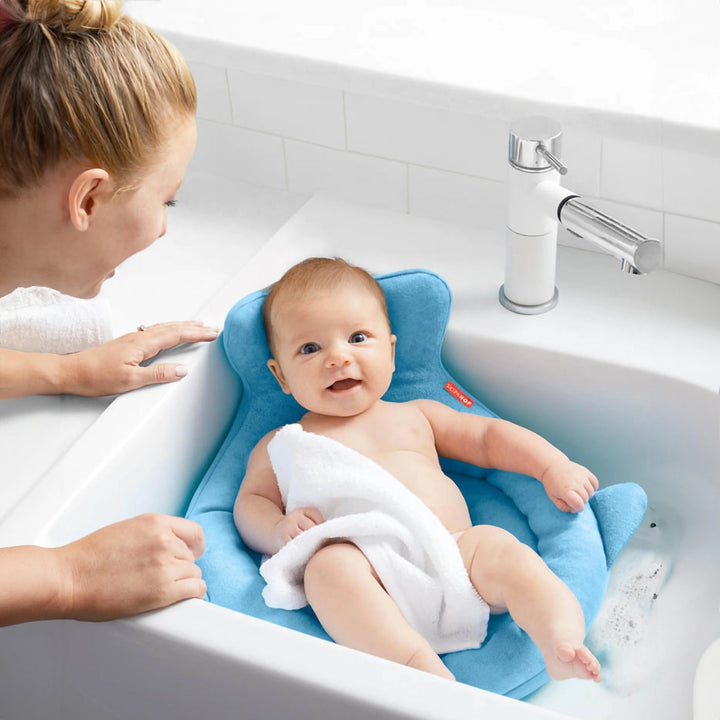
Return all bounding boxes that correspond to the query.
[504,166,575,310]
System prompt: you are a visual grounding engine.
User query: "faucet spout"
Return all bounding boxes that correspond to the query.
[558,197,661,275]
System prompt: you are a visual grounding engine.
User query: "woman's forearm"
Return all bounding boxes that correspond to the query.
[0,347,66,399]
[0,546,67,626]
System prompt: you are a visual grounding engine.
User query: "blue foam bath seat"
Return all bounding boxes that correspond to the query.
[186,269,647,700]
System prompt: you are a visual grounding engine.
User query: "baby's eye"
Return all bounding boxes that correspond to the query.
[349,332,367,344]
[300,342,320,355]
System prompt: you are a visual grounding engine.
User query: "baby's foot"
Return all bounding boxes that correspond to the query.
[544,642,601,682]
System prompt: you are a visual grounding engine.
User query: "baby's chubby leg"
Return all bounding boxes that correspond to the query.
[456,526,600,683]
[304,542,454,680]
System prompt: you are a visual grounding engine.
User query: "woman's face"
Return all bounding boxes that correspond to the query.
[72,115,197,298]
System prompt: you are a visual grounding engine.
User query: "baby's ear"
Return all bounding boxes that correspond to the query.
[267,358,291,394]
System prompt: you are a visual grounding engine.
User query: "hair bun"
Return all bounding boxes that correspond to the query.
[26,0,123,32]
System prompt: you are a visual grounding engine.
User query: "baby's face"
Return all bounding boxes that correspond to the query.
[267,282,396,417]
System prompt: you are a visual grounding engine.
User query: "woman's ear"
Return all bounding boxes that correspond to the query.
[267,358,291,394]
[67,168,111,231]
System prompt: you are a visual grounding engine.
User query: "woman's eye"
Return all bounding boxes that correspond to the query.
[349,332,367,344]
[300,343,320,355]
[165,199,177,208]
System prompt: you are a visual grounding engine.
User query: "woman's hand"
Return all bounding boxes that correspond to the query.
[541,460,599,513]
[60,320,219,396]
[53,513,207,621]
[273,507,324,551]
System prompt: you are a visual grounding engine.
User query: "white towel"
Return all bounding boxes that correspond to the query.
[261,423,489,654]
[0,286,113,354]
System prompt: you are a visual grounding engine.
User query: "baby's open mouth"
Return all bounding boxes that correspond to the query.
[327,378,361,392]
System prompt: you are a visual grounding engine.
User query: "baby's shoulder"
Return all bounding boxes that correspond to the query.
[403,397,445,415]
[383,398,437,425]
[252,425,287,453]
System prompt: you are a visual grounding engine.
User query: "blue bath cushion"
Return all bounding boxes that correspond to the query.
[186,269,647,700]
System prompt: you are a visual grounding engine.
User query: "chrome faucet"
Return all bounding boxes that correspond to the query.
[499,116,661,314]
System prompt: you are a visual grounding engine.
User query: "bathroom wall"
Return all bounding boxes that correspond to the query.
[184,56,720,286]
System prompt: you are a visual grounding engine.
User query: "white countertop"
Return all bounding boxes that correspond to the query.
[126,0,720,135]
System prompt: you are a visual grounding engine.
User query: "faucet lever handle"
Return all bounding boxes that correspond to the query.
[509,116,566,174]
[536,146,568,175]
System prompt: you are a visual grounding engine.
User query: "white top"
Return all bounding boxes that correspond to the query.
[0,286,113,354]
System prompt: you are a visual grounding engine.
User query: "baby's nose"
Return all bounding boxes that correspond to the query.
[326,345,352,367]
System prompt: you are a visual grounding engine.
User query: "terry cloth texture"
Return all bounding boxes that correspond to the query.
[186,268,647,700]
[0,286,113,353]
[261,423,489,654]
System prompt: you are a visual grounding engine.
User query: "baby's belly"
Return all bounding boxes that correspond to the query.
[375,452,472,534]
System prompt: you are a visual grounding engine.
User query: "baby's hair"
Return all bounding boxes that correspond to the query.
[0,0,196,197]
[263,257,390,355]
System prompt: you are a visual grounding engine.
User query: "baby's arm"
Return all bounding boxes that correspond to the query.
[233,432,323,555]
[414,399,598,512]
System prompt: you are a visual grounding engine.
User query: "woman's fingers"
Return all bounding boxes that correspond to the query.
[133,362,191,386]
[55,513,207,620]
[119,321,221,389]
[171,576,208,603]
[170,517,206,560]
[62,321,220,396]
[133,321,219,360]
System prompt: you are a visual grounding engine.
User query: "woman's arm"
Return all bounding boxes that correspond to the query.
[0,321,218,399]
[0,513,206,626]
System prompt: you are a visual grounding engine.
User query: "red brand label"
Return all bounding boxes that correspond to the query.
[444,381,473,407]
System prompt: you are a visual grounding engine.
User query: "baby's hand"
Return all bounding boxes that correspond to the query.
[273,507,324,550]
[541,460,599,513]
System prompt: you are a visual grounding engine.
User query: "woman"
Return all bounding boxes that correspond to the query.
[0,0,213,625]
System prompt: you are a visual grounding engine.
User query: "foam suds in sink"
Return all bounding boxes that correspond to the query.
[587,507,670,694]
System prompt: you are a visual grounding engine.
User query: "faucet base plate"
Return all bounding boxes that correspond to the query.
[499,285,559,315]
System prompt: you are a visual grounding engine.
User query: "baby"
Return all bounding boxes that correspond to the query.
[234,257,601,683]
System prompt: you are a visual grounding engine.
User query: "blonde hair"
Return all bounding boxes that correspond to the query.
[262,257,390,354]
[0,0,196,197]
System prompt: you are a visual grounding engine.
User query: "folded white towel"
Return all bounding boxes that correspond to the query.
[0,286,113,354]
[261,423,489,654]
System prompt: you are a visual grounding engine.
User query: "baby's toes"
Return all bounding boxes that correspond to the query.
[577,646,601,679]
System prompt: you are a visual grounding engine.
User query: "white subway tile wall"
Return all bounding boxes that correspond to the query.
[601,138,664,211]
[190,61,233,125]
[559,128,602,198]
[285,140,407,212]
[191,119,286,189]
[664,214,720,284]
[227,70,346,149]
[663,147,720,224]
[190,65,720,285]
[408,167,504,231]
[345,93,507,181]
